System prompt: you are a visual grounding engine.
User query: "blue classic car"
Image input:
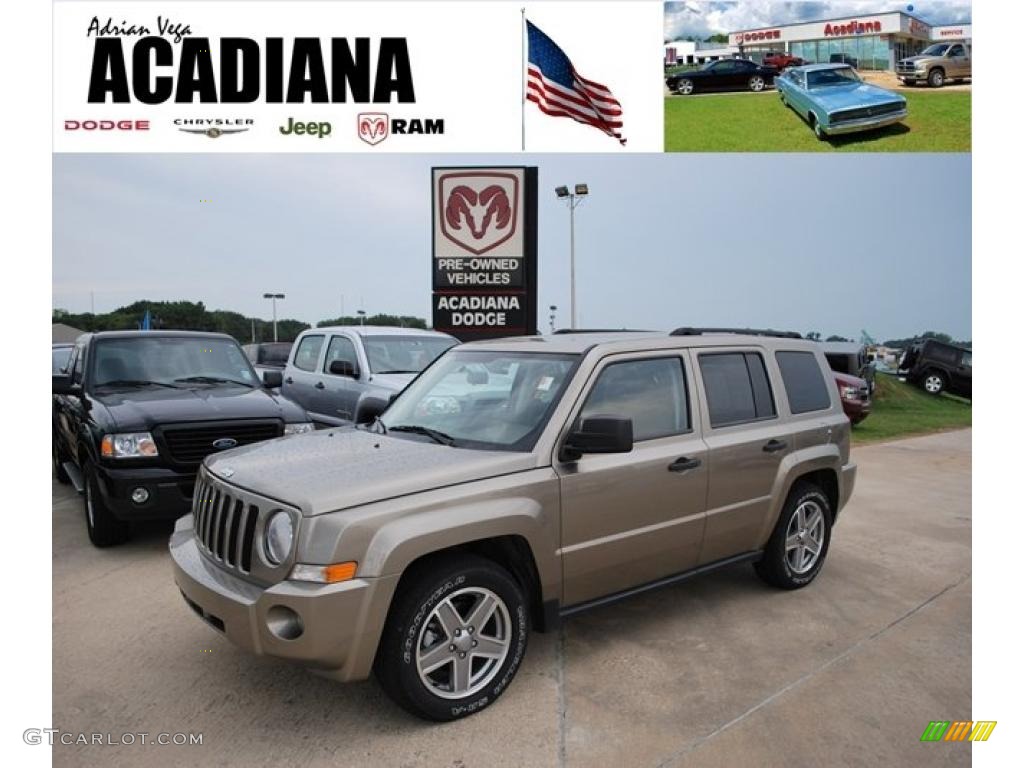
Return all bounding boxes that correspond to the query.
[775,63,907,140]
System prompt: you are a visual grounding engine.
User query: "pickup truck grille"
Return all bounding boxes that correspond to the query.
[162,421,281,464]
[192,472,261,572]
[831,102,904,124]
[896,62,918,74]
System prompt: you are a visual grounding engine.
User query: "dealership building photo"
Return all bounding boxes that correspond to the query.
[666,10,971,72]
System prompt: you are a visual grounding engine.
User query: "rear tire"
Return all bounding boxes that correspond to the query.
[755,483,833,590]
[83,462,131,547]
[375,554,529,721]
[749,75,766,92]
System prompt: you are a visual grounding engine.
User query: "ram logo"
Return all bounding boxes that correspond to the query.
[211,438,238,450]
[357,113,389,145]
[437,172,520,255]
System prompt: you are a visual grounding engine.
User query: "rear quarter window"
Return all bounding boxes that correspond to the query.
[776,351,832,414]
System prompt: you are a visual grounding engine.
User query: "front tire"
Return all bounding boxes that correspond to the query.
[53,433,71,484]
[675,78,694,96]
[755,483,833,590]
[83,462,131,547]
[928,68,945,88]
[375,554,529,721]
[811,114,827,141]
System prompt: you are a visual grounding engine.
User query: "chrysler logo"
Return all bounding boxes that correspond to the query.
[212,438,238,450]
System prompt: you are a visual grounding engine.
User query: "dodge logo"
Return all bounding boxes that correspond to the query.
[437,172,520,255]
[212,438,238,450]
[358,113,389,145]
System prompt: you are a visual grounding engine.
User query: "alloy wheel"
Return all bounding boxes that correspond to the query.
[925,375,943,394]
[415,587,512,700]
[785,500,825,575]
[750,76,765,92]
[677,80,694,95]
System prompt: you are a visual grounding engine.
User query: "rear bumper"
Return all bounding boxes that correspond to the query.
[824,109,907,135]
[170,516,399,682]
[94,463,195,521]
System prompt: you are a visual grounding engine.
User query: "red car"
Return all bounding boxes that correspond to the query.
[763,52,806,70]
[834,371,871,424]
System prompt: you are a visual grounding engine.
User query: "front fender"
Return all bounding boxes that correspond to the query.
[755,445,842,547]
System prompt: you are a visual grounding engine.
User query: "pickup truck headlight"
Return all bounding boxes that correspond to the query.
[840,386,861,401]
[915,62,927,71]
[283,422,314,435]
[100,432,158,458]
[264,511,294,565]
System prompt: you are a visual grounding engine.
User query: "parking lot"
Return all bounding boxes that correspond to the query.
[52,428,970,768]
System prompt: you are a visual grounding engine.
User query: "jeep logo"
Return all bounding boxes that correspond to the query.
[212,438,238,450]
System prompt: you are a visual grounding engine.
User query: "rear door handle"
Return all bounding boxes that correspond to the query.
[668,457,702,473]
[763,439,788,453]
[314,381,326,390]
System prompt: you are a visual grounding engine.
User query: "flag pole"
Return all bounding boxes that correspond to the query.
[521,7,526,152]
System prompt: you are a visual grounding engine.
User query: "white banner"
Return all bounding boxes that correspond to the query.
[54,1,663,152]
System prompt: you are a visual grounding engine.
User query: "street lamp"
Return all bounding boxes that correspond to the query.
[555,183,589,329]
[262,293,285,341]
[549,305,558,334]
[357,309,366,326]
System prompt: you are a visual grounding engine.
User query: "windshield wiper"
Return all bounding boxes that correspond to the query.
[389,424,457,446]
[174,375,255,387]
[95,379,179,389]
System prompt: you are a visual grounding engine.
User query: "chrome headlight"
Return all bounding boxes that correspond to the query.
[101,432,158,458]
[264,511,294,565]
[284,422,315,435]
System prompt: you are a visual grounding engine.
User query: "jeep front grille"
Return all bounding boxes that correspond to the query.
[162,421,282,465]
[192,472,261,573]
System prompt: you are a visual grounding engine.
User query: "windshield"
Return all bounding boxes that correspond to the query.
[921,44,950,56]
[91,337,258,389]
[379,350,578,451]
[363,335,457,374]
[52,346,72,374]
[807,67,861,88]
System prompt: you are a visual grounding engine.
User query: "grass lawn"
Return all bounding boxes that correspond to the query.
[664,90,970,152]
[851,373,971,445]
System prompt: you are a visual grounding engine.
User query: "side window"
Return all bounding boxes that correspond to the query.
[775,351,832,414]
[324,335,359,374]
[949,44,964,56]
[580,358,689,442]
[699,352,776,428]
[292,335,324,372]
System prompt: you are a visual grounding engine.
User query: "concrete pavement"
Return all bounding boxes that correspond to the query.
[52,429,971,767]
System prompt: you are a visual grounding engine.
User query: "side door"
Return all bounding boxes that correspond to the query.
[556,353,709,607]
[946,43,969,78]
[951,350,972,395]
[282,333,327,419]
[315,333,365,424]
[691,347,793,565]
[60,340,90,464]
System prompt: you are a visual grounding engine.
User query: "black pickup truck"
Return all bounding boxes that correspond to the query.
[52,330,312,547]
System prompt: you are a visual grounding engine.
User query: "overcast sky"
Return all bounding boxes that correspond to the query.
[53,152,971,341]
[664,1,973,40]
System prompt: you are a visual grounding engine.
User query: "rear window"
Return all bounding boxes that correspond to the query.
[699,352,776,428]
[775,351,832,414]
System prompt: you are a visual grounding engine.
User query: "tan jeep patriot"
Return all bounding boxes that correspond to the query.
[171,329,856,720]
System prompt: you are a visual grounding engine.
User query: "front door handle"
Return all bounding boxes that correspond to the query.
[763,439,788,453]
[285,377,293,385]
[668,457,702,473]
[314,381,326,390]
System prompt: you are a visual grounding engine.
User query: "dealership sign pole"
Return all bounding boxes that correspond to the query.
[431,166,539,341]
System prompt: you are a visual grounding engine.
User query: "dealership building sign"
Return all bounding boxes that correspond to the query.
[431,167,538,341]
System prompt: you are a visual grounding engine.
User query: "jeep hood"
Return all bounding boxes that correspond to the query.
[203,427,536,516]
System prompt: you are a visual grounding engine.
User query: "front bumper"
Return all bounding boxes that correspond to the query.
[824,109,907,135]
[169,516,399,682]
[94,463,196,521]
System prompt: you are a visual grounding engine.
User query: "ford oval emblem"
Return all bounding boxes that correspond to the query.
[212,437,238,450]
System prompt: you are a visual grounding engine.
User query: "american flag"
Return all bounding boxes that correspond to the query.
[526,20,626,146]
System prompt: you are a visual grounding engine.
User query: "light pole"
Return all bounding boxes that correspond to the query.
[262,293,285,341]
[357,309,366,326]
[555,184,588,329]
[549,305,558,334]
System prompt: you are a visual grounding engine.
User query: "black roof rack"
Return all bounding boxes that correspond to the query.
[670,327,803,339]
[553,328,654,335]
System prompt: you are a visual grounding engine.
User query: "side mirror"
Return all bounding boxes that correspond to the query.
[329,360,359,378]
[356,396,390,425]
[560,416,633,462]
[53,374,82,396]
[262,370,283,388]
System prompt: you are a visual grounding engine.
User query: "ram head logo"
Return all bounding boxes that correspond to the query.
[437,173,520,255]
[357,113,389,146]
